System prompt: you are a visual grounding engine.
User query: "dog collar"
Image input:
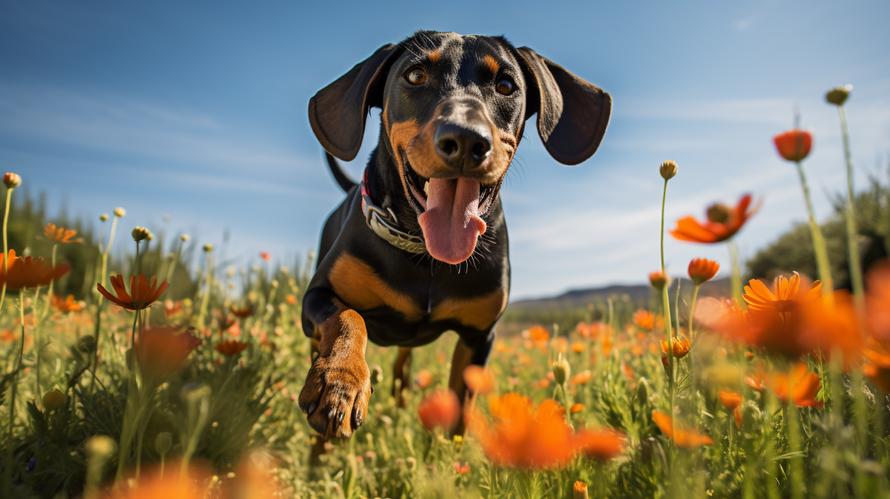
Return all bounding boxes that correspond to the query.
[360,169,426,254]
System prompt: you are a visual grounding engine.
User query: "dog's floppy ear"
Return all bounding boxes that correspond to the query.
[516,47,612,165]
[308,44,401,161]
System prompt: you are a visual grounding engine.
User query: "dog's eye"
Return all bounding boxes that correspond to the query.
[404,67,428,86]
[495,78,515,96]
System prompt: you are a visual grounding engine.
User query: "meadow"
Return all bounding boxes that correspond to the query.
[2,84,890,498]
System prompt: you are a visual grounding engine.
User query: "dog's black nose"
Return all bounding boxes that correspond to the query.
[434,123,492,172]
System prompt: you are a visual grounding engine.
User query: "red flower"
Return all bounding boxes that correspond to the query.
[259,251,271,262]
[0,250,70,290]
[417,389,460,431]
[688,258,719,284]
[773,129,813,162]
[670,194,758,244]
[136,327,200,380]
[215,340,249,357]
[97,274,168,310]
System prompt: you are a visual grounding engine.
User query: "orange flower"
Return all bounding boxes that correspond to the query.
[570,403,585,414]
[0,250,69,290]
[463,365,495,394]
[866,261,890,342]
[526,325,550,344]
[229,304,254,319]
[652,411,713,448]
[43,223,81,244]
[767,363,823,408]
[97,274,168,311]
[259,251,271,262]
[718,390,743,427]
[688,258,719,284]
[415,369,433,389]
[417,389,460,431]
[468,394,575,469]
[571,370,593,385]
[633,310,657,331]
[661,337,691,358]
[163,300,184,318]
[863,339,890,392]
[51,294,84,314]
[575,428,626,461]
[453,462,471,475]
[648,270,668,290]
[285,294,298,305]
[215,340,249,357]
[135,327,200,380]
[743,272,821,313]
[571,341,585,354]
[112,462,210,499]
[773,129,813,162]
[670,194,757,244]
[573,481,589,499]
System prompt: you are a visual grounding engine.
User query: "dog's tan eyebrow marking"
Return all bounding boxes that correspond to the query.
[427,49,442,63]
[482,54,500,75]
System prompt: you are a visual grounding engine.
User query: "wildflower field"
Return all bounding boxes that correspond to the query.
[2,85,890,499]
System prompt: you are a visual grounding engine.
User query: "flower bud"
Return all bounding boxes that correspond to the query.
[659,160,678,180]
[154,432,173,455]
[661,337,691,358]
[648,270,669,290]
[370,365,384,386]
[203,243,214,253]
[688,257,720,285]
[42,389,66,411]
[825,84,852,106]
[573,481,589,499]
[3,172,22,188]
[552,354,571,385]
[113,207,126,218]
[180,233,190,242]
[131,226,152,242]
[86,435,116,459]
[99,213,109,222]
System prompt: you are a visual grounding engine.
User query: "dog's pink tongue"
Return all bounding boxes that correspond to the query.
[418,177,487,264]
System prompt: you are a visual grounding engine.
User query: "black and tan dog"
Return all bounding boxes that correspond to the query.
[300,31,611,439]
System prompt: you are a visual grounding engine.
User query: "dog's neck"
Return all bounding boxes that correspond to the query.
[365,129,422,233]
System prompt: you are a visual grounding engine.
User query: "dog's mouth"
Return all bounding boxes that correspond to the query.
[401,152,498,265]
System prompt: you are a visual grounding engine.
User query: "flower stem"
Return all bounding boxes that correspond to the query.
[837,106,864,308]
[659,177,676,454]
[794,161,834,298]
[99,216,120,293]
[0,186,14,311]
[40,244,58,320]
[729,242,742,305]
[785,403,805,499]
[3,292,26,494]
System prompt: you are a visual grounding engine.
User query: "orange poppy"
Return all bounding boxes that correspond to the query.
[648,270,668,290]
[863,339,890,393]
[415,369,434,389]
[51,294,84,314]
[718,390,743,427]
[743,272,821,312]
[97,274,168,311]
[661,337,691,358]
[767,363,822,408]
[468,394,577,469]
[135,327,200,380]
[670,194,757,244]
[688,258,719,285]
[417,389,460,431]
[463,365,495,394]
[230,304,254,319]
[43,223,81,244]
[575,428,626,462]
[215,340,249,357]
[651,410,713,448]
[526,325,550,344]
[866,261,890,342]
[773,129,813,162]
[0,250,69,290]
[633,310,657,331]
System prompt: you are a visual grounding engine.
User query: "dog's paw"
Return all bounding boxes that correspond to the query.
[299,355,371,438]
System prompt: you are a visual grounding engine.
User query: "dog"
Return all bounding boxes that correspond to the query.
[300,31,611,439]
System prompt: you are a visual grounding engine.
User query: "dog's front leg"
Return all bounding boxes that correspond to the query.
[299,288,371,439]
[447,332,495,434]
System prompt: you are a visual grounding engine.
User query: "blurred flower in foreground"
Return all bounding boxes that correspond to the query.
[670,193,757,244]
[469,393,624,469]
[633,310,658,331]
[773,129,813,162]
[97,274,168,311]
[866,261,890,342]
[767,363,822,408]
[136,327,201,381]
[111,461,211,499]
[651,410,713,448]
[743,272,821,312]
[463,365,495,395]
[418,389,460,431]
[0,250,70,290]
[863,339,890,393]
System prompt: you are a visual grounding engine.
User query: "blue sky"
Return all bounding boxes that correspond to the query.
[1,1,889,299]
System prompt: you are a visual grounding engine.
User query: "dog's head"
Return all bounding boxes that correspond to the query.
[309,31,611,265]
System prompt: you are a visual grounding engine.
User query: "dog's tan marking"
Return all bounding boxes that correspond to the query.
[482,55,500,75]
[427,49,442,63]
[329,253,422,320]
[431,288,507,330]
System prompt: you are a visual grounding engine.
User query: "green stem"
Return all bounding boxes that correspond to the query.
[40,245,58,321]
[837,106,864,308]
[729,242,742,305]
[0,187,14,311]
[3,292,26,494]
[794,162,834,296]
[659,178,676,457]
[786,403,805,499]
[99,216,120,292]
